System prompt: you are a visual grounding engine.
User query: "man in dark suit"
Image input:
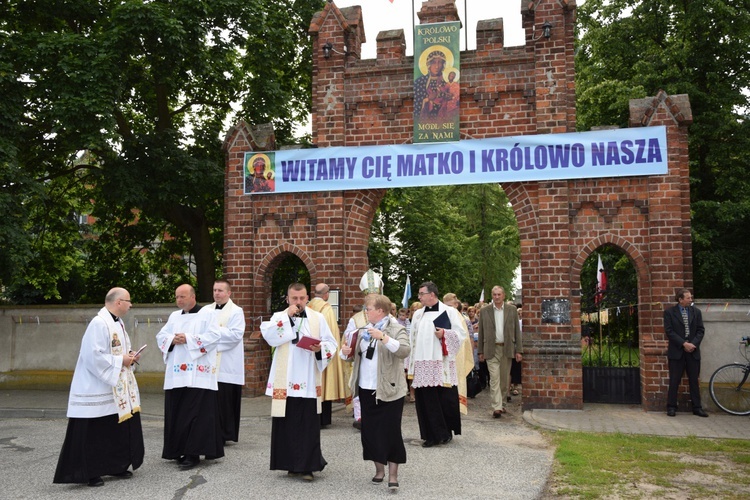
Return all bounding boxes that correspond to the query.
[664,288,708,417]
[477,286,522,418]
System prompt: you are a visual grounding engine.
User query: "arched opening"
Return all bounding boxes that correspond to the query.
[580,245,640,404]
[367,183,520,305]
[269,253,310,313]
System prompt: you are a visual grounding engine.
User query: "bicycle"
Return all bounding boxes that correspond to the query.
[708,336,750,416]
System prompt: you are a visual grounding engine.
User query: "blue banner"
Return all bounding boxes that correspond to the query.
[243,126,668,195]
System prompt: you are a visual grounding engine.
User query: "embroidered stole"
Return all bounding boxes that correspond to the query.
[271,310,321,417]
[208,299,237,372]
[99,308,141,423]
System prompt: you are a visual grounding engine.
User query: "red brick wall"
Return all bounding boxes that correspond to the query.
[223,1,693,410]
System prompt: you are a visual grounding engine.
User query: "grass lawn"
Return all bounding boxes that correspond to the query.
[545,431,750,498]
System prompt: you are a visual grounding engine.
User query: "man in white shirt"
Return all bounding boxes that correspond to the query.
[477,286,522,418]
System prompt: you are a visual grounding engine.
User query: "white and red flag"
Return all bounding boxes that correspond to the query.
[595,254,607,305]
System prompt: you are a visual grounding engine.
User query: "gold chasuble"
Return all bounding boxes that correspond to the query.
[308,298,350,403]
[455,313,474,415]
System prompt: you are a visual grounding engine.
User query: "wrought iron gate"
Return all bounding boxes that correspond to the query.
[581,304,641,404]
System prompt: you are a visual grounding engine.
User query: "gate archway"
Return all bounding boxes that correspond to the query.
[221,0,694,411]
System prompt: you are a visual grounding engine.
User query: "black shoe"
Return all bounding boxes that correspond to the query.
[667,408,676,417]
[353,420,361,430]
[440,435,452,445]
[507,395,512,402]
[179,455,200,470]
[177,455,187,465]
[693,409,709,417]
[87,477,104,487]
[111,470,132,478]
[388,481,399,491]
[421,440,437,448]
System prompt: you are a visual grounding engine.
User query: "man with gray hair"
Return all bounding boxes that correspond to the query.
[54,288,143,487]
[477,286,522,418]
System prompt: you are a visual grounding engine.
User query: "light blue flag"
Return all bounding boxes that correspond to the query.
[401,276,412,309]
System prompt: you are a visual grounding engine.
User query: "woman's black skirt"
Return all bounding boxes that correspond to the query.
[359,387,406,464]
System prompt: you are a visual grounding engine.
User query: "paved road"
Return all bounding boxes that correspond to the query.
[2,387,747,499]
[0,389,552,500]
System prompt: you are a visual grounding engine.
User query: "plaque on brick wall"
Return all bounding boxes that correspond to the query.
[541,299,570,324]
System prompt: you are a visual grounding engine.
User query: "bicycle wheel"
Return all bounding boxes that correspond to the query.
[709,363,750,416]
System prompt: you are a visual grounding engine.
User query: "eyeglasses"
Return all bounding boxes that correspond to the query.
[417,292,431,297]
[120,299,132,303]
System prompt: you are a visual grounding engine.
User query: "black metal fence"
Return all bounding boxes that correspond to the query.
[582,304,641,404]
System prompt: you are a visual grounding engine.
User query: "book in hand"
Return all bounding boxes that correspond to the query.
[295,336,321,351]
[345,331,358,359]
[431,310,451,356]
[432,310,451,330]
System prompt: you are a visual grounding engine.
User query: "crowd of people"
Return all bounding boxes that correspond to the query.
[52,274,523,493]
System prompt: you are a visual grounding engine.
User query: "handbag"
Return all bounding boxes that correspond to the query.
[467,369,482,398]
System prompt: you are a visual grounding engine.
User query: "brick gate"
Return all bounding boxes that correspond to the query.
[221,0,693,411]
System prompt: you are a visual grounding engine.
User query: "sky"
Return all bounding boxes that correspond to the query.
[332,0,526,58]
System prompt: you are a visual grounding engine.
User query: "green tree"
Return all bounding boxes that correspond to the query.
[0,0,322,302]
[369,184,519,307]
[576,0,750,298]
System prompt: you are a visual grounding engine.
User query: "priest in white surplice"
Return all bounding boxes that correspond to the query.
[54,288,144,487]
[200,279,246,444]
[260,283,338,482]
[157,284,223,471]
[408,281,467,448]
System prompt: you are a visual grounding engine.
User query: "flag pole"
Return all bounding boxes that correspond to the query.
[412,0,416,53]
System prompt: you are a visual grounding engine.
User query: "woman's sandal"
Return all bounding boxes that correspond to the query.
[372,476,384,483]
[388,482,399,491]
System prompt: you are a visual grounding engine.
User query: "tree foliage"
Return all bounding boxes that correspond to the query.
[576,0,750,298]
[0,0,322,303]
[369,184,520,307]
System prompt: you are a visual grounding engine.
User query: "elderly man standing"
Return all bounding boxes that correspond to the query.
[477,286,522,418]
[200,279,246,443]
[54,288,143,487]
[408,281,466,448]
[157,284,224,470]
[308,282,349,428]
[260,283,338,481]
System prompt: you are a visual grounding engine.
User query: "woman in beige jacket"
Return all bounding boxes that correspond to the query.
[341,293,410,492]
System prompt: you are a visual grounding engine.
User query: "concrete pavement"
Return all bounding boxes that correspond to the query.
[1,388,747,500]
[2,388,747,439]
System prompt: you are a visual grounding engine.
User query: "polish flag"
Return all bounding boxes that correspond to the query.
[595,255,607,305]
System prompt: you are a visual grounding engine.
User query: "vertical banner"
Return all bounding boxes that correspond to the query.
[413,21,461,143]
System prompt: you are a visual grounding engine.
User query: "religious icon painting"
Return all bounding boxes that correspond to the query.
[244,152,277,194]
[413,21,461,143]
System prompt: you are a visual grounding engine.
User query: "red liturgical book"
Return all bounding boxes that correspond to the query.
[346,331,359,359]
[295,336,321,350]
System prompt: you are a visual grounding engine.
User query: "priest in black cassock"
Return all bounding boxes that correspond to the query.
[54,288,144,487]
[260,283,338,482]
[157,284,224,470]
[201,279,246,443]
